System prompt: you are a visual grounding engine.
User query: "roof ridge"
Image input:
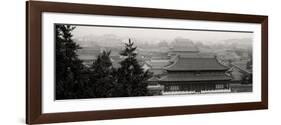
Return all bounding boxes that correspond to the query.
[213,57,229,69]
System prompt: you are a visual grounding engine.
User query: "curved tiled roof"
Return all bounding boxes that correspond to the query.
[146,60,171,69]
[231,61,252,74]
[165,56,229,71]
[159,72,232,82]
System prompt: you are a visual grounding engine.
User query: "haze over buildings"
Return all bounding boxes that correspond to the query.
[72,25,253,46]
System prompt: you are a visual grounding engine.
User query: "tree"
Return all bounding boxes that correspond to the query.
[87,50,116,98]
[55,24,85,99]
[115,39,152,97]
[246,58,252,70]
[241,74,252,84]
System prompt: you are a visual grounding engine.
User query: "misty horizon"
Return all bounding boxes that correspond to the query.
[71,24,253,45]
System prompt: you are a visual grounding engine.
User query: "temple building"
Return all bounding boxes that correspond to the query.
[147,38,233,95]
[158,56,232,95]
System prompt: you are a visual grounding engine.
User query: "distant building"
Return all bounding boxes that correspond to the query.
[168,38,200,57]
[216,50,241,66]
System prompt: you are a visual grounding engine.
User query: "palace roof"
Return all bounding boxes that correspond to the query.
[165,56,229,71]
[231,61,252,74]
[146,60,171,69]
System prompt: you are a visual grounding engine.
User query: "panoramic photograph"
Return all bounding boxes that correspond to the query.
[55,24,253,100]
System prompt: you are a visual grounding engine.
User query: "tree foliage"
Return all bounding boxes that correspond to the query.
[55,25,152,99]
[87,51,116,98]
[115,39,152,97]
[55,25,85,99]
[241,74,252,84]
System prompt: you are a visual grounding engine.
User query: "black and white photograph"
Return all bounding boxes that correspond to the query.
[55,24,253,100]
[24,1,269,124]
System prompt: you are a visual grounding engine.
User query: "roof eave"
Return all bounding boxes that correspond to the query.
[166,69,229,72]
[159,79,232,82]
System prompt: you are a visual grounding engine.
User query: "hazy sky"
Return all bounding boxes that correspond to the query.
[72,25,253,43]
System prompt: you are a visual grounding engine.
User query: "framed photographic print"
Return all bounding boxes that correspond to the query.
[26,1,268,124]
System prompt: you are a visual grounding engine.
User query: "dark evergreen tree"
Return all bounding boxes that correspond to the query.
[87,51,116,98]
[242,60,252,84]
[55,24,85,99]
[241,74,253,84]
[246,59,252,70]
[115,39,152,97]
